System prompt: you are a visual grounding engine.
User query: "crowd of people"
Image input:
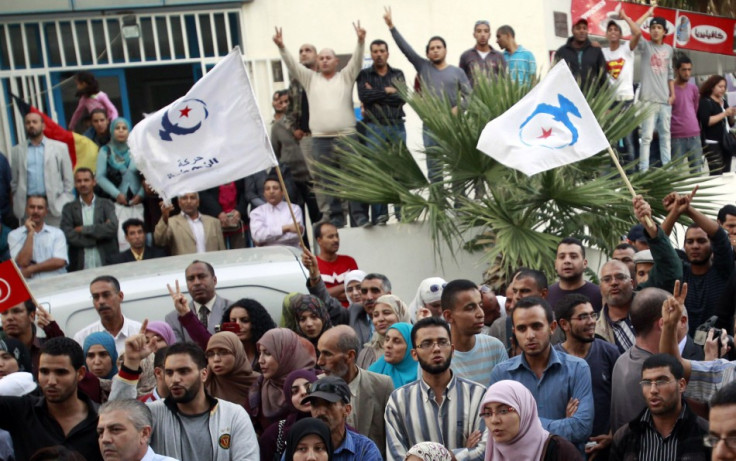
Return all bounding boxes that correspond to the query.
[2,7,736,461]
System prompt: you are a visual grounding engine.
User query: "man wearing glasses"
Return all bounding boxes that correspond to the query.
[610,353,709,459]
[554,294,620,459]
[385,317,487,461]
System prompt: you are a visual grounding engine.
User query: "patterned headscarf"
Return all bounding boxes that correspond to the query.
[291,294,332,343]
[405,442,453,461]
[0,338,32,373]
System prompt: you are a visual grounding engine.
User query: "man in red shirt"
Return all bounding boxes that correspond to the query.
[315,222,358,307]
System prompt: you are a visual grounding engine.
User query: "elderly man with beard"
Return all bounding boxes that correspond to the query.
[111,339,258,460]
[316,325,393,459]
[385,317,488,461]
[302,376,382,461]
[555,294,620,459]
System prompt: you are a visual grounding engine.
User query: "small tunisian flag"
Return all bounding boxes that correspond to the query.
[129,46,277,202]
[0,260,31,313]
[476,61,609,176]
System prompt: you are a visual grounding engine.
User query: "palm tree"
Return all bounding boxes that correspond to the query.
[314,72,719,288]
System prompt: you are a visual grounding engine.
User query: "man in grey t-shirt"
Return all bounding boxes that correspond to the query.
[383,6,470,183]
[637,16,675,172]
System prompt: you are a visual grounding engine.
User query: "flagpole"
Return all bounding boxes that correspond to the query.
[607,146,655,228]
[9,259,40,309]
[274,165,307,249]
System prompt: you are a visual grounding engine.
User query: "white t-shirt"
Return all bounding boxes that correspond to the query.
[602,42,636,100]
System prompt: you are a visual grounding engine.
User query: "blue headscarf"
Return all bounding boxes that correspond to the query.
[368,322,417,388]
[107,117,131,171]
[83,332,118,379]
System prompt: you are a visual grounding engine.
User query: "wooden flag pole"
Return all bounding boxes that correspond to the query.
[607,146,655,228]
[10,259,40,308]
[274,164,307,249]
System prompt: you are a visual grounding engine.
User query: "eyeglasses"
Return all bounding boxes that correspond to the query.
[429,283,447,293]
[205,350,233,359]
[290,383,312,395]
[480,406,516,418]
[639,378,673,388]
[416,338,451,350]
[361,287,382,294]
[571,312,598,322]
[704,435,736,450]
[600,274,630,283]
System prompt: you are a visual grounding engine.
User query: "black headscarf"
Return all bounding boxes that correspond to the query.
[283,417,333,461]
[0,338,32,373]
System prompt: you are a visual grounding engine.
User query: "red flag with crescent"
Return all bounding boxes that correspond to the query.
[0,260,31,313]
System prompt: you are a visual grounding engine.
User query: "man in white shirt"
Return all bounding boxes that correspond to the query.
[8,195,68,280]
[601,8,644,163]
[249,175,303,248]
[74,275,142,355]
[154,192,225,256]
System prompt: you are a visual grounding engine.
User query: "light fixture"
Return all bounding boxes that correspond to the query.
[121,14,140,39]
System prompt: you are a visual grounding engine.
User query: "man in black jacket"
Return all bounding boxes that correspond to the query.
[115,218,165,263]
[555,18,606,91]
[610,353,709,460]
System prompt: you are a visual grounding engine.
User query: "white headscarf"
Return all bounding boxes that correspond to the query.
[344,270,367,302]
[408,277,447,323]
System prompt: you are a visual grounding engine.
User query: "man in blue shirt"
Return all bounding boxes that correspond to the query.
[490,296,593,452]
[302,376,382,461]
[495,25,536,84]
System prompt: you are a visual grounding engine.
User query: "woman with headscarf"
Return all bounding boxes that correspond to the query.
[408,277,447,323]
[249,328,317,432]
[368,322,417,388]
[290,294,332,350]
[481,380,581,461]
[0,338,35,396]
[144,321,177,351]
[404,442,453,461]
[205,331,260,409]
[259,369,319,461]
[356,294,410,369]
[344,270,366,306]
[96,117,145,249]
[83,332,118,380]
[283,417,333,461]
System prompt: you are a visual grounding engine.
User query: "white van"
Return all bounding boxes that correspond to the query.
[27,246,308,337]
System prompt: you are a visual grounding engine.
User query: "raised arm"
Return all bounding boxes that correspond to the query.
[274,27,313,89]
[343,22,367,81]
[633,195,682,291]
[384,7,425,71]
[659,281,692,380]
[620,8,642,50]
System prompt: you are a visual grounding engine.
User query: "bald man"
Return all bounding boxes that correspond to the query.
[273,23,369,228]
[316,325,393,458]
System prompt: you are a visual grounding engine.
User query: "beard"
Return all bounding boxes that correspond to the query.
[417,354,452,375]
[169,380,201,404]
[569,328,595,344]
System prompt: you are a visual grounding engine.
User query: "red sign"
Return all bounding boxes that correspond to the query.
[571,0,736,55]
[0,260,31,313]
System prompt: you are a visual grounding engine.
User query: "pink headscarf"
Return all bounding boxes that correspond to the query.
[481,380,549,461]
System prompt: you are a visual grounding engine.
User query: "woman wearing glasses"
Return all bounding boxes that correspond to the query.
[205,331,260,410]
[481,380,581,460]
[260,369,319,461]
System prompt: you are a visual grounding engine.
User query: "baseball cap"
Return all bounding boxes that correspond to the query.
[627,224,647,243]
[650,17,668,32]
[301,376,351,405]
[573,17,588,27]
[606,20,622,33]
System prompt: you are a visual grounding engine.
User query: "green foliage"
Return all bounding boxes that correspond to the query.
[314,71,717,286]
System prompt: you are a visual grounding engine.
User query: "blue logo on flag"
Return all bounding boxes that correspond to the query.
[159,98,209,141]
[518,94,581,149]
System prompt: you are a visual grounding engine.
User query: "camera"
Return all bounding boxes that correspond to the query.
[695,316,735,357]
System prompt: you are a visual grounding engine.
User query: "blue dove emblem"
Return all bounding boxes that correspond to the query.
[518,94,581,149]
[159,98,209,141]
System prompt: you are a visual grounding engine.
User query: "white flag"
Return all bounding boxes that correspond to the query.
[476,61,609,176]
[129,47,277,201]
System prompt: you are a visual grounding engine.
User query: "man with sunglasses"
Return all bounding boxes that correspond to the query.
[350,273,391,346]
[554,293,620,459]
[610,353,709,460]
[385,317,487,461]
[302,376,382,461]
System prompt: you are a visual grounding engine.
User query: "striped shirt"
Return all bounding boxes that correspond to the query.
[638,406,686,461]
[384,373,487,461]
[451,334,507,386]
[686,358,736,402]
